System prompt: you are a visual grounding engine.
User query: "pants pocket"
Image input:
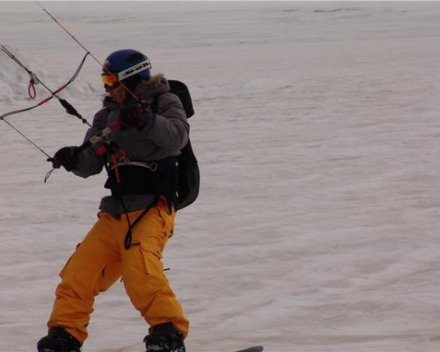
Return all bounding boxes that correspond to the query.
[140,243,164,277]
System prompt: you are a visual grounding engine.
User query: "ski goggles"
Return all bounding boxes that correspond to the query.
[101,72,120,88]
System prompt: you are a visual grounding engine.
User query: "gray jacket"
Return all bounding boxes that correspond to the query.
[72,75,189,217]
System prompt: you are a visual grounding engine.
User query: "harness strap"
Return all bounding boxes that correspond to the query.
[108,160,158,172]
[123,195,160,250]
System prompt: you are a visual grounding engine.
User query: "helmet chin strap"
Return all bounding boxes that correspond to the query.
[122,75,142,93]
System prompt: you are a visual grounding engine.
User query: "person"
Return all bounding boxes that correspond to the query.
[37,49,190,352]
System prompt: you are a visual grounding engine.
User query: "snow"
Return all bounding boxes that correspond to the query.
[1,1,440,351]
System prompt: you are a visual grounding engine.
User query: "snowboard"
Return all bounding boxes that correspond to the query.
[68,344,264,352]
[235,346,264,352]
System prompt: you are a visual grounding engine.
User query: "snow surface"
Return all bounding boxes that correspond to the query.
[1,1,440,351]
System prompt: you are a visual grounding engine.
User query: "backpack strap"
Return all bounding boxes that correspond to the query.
[150,94,159,114]
[151,80,194,118]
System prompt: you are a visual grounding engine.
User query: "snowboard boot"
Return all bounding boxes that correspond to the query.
[144,323,185,352]
[37,326,82,352]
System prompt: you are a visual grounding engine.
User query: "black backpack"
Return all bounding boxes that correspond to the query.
[154,80,200,210]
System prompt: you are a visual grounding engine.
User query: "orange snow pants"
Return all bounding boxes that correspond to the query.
[47,203,189,343]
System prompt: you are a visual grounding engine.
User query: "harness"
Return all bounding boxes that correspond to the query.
[98,98,179,249]
[104,155,178,205]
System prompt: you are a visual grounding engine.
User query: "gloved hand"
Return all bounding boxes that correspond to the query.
[119,103,150,130]
[48,146,79,171]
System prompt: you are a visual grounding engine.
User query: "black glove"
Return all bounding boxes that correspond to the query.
[119,103,150,130]
[48,146,79,171]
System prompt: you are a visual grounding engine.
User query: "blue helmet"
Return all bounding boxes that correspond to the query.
[103,49,151,81]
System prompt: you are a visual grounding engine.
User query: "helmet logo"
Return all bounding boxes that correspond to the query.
[118,59,151,80]
[102,60,111,72]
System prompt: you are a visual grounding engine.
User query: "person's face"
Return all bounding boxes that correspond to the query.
[105,84,125,104]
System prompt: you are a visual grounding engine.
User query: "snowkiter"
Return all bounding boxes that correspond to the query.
[37,49,189,352]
